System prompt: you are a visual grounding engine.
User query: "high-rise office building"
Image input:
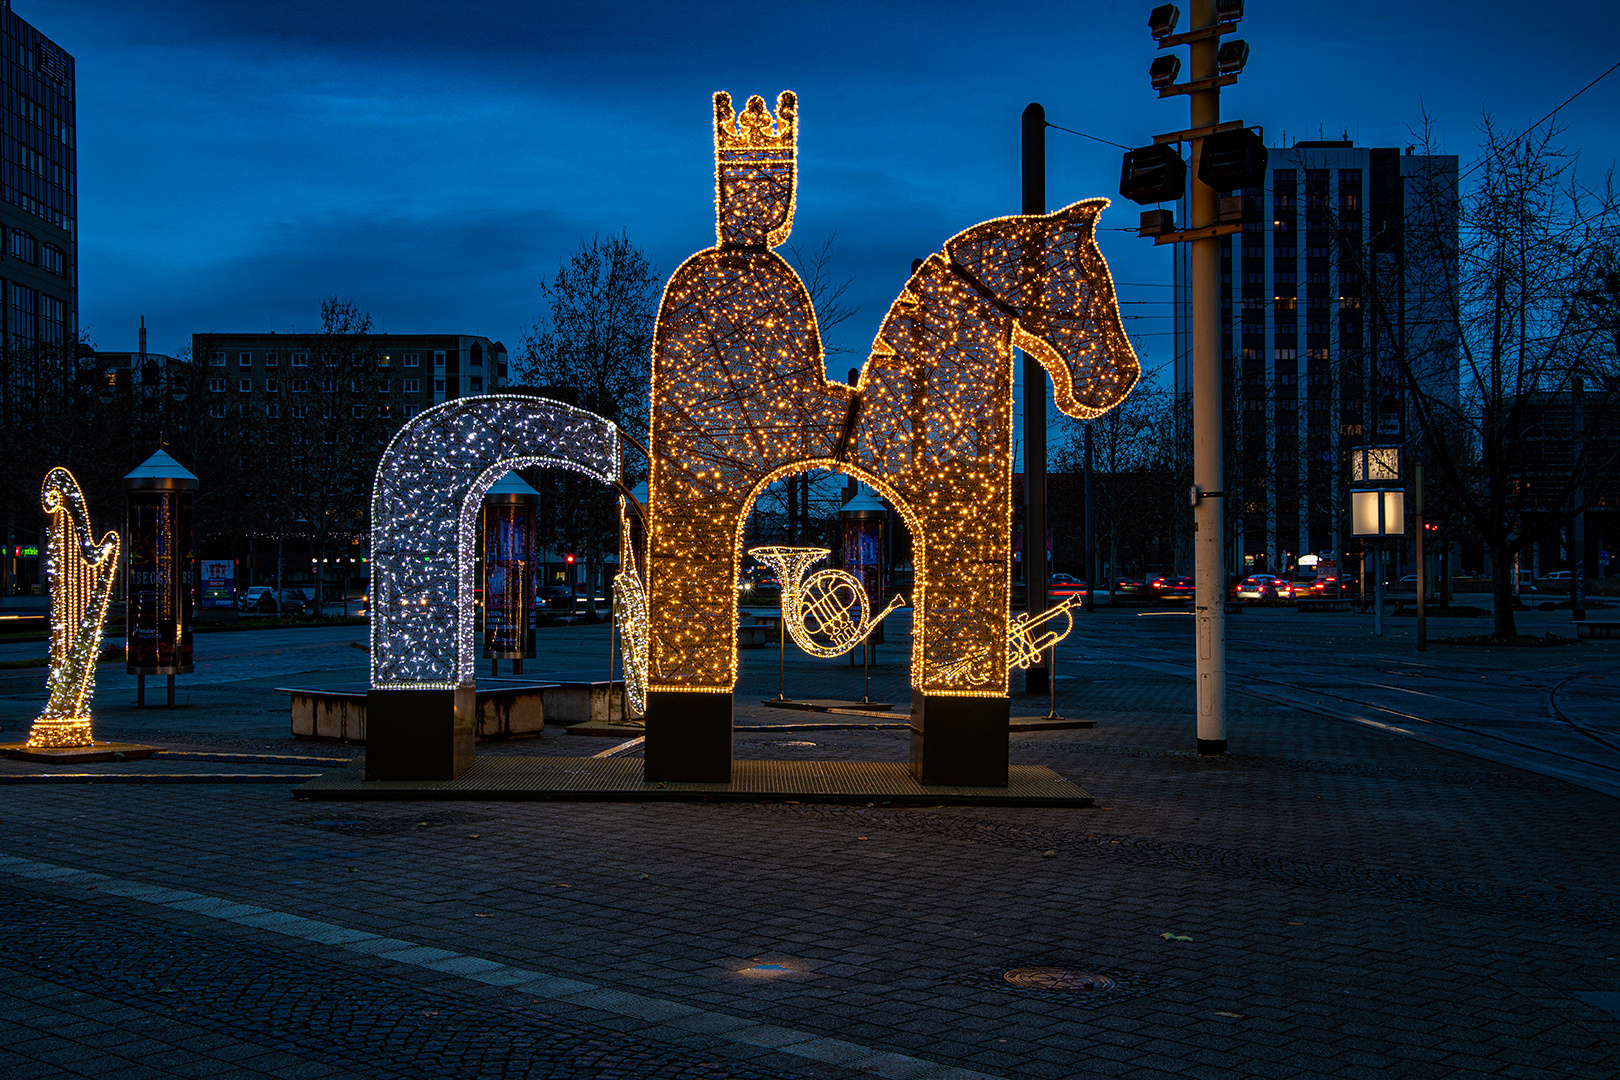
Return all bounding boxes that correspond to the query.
[0,1,75,358]
[1174,141,1459,573]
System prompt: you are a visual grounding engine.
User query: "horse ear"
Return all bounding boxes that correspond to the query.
[1055,198,1108,232]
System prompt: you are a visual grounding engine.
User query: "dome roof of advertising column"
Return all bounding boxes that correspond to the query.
[123,450,199,490]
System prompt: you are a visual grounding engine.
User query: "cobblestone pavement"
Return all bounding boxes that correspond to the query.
[2,617,1619,1077]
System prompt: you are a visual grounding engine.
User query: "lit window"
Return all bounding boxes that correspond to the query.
[379,354,392,367]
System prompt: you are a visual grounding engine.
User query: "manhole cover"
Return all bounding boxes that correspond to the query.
[1003,968,1116,991]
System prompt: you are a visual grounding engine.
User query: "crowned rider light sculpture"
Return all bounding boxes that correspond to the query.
[28,468,120,749]
[640,91,1140,784]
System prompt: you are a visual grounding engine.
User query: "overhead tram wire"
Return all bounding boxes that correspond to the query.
[1044,121,1131,151]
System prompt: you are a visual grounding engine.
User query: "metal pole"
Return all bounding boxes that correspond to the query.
[1374,539,1384,636]
[862,635,871,704]
[1022,101,1050,696]
[776,607,786,701]
[137,674,144,708]
[1189,0,1226,755]
[1416,462,1426,651]
[1083,424,1095,611]
[1574,377,1587,622]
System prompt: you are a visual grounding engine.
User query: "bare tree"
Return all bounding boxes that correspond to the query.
[519,234,659,615]
[1373,117,1620,635]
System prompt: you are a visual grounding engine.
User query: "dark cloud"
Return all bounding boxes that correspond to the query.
[27,0,1620,365]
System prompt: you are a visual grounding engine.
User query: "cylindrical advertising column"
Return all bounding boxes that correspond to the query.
[483,471,540,674]
[124,450,198,706]
[839,484,888,652]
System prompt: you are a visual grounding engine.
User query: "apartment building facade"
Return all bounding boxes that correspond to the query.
[189,332,508,424]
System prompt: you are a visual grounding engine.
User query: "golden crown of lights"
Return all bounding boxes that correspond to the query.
[714,91,797,157]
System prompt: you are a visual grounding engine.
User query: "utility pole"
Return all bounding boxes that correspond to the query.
[1186,4,1225,755]
[1125,0,1258,755]
[1022,101,1050,695]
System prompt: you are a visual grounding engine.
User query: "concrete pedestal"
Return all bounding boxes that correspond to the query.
[643,690,732,782]
[364,687,475,781]
[909,692,1010,786]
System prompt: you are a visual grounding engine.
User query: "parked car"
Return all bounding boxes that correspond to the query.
[1234,574,1287,601]
[537,585,575,611]
[1149,575,1194,599]
[1542,570,1572,581]
[1049,574,1088,600]
[246,588,308,615]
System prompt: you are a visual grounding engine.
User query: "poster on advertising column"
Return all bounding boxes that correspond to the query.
[200,559,234,609]
[483,473,539,660]
[123,452,197,675]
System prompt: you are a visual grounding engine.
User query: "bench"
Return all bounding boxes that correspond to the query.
[1576,621,1620,639]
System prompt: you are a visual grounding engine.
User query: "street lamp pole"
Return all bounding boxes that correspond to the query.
[1187,0,1226,755]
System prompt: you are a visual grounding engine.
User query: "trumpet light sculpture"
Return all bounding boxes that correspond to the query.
[29,468,120,748]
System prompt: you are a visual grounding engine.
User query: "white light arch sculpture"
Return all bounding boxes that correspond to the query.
[370,395,620,689]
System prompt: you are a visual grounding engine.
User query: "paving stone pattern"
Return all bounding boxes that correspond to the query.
[1,620,1619,1077]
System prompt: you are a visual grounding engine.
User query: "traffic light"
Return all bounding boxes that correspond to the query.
[1197,128,1267,191]
[1119,144,1187,205]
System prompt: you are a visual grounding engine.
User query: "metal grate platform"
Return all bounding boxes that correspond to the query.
[295,757,1092,807]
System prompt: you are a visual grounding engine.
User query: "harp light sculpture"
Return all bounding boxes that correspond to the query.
[29,468,120,748]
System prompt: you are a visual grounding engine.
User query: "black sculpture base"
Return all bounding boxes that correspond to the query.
[365,687,475,781]
[643,690,732,783]
[909,691,1010,786]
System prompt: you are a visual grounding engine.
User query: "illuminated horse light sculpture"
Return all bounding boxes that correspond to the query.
[644,92,1139,783]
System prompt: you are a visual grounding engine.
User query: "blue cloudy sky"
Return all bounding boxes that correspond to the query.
[32,0,1620,386]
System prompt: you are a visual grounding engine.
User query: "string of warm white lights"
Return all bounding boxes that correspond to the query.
[370,395,619,689]
[613,497,649,716]
[645,90,1140,700]
[749,545,904,658]
[28,468,119,748]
